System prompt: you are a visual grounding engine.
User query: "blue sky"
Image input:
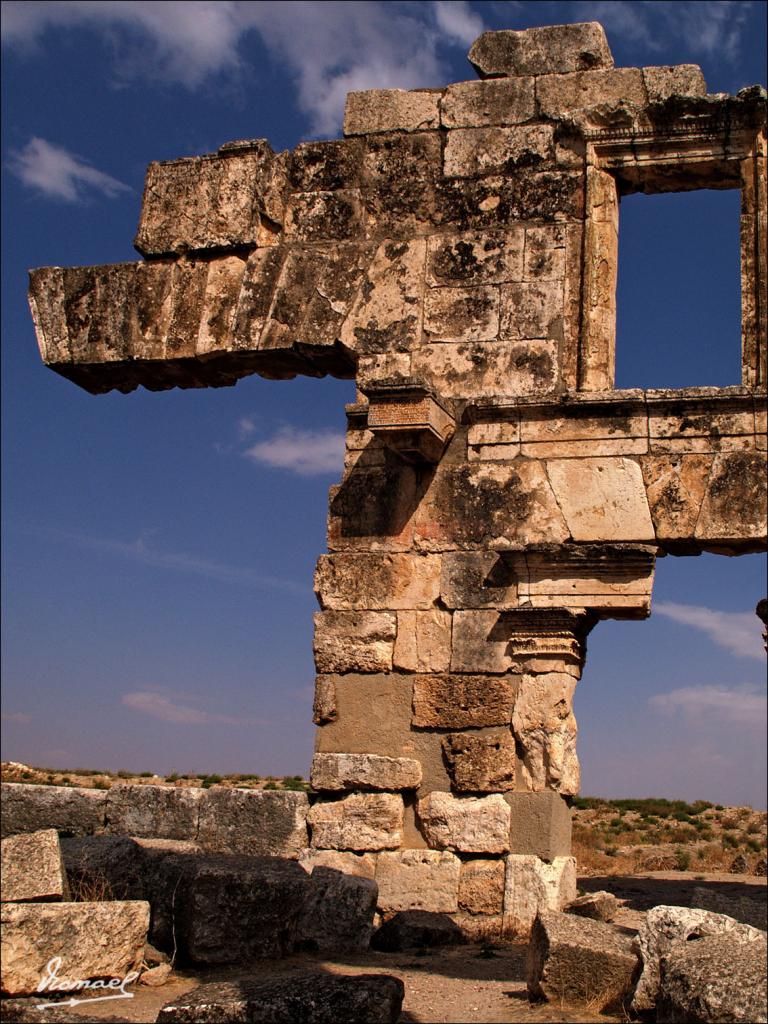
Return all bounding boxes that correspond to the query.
[1,1,766,806]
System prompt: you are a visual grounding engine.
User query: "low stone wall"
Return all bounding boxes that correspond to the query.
[0,783,308,858]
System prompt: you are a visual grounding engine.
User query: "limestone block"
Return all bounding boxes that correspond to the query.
[648,399,755,453]
[284,189,363,242]
[1,783,107,839]
[642,454,712,542]
[433,168,584,230]
[527,911,639,1011]
[631,905,765,1015]
[412,340,558,401]
[503,854,577,936]
[524,226,566,281]
[441,77,535,128]
[426,229,524,286]
[298,848,376,879]
[444,125,554,179]
[308,794,404,851]
[157,974,405,1024]
[375,849,461,913]
[340,239,426,355]
[105,784,203,841]
[0,830,69,903]
[500,280,563,340]
[314,611,396,674]
[536,67,646,119]
[423,285,499,342]
[642,64,706,103]
[314,553,440,610]
[310,753,422,792]
[442,731,516,792]
[344,89,440,136]
[656,932,768,1024]
[60,835,200,904]
[506,792,572,861]
[451,610,511,673]
[520,406,648,458]
[372,909,466,951]
[412,673,516,729]
[196,255,248,355]
[458,858,505,915]
[1,900,149,996]
[546,457,655,542]
[313,675,338,724]
[565,891,619,922]
[417,792,511,854]
[440,550,519,610]
[361,131,443,233]
[393,609,452,673]
[296,866,378,952]
[512,673,579,797]
[286,138,363,191]
[196,788,308,857]
[695,452,767,548]
[468,23,613,78]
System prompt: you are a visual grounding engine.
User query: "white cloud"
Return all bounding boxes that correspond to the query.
[122,690,265,725]
[8,137,131,202]
[1,1,487,137]
[573,0,753,63]
[649,684,766,728]
[654,601,764,661]
[244,426,345,476]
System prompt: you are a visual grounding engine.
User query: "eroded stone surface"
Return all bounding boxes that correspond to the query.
[442,731,516,792]
[503,855,577,936]
[417,792,511,854]
[310,753,422,792]
[0,829,69,903]
[375,849,461,913]
[308,794,404,851]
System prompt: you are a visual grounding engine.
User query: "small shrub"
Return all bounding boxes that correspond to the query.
[93,779,111,790]
[746,838,762,853]
[722,833,739,849]
[21,771,33,780]
[117,770,133,779]
[610,817,623,828]
[675,848,691,871]
[283,777,308,792]
[201,774,222,789]
[139,771,153,778]
[166,773,179,783]
[603,846,617,857]
[263,781,279,790]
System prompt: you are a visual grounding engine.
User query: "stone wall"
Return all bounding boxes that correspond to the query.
[25,21,768,933]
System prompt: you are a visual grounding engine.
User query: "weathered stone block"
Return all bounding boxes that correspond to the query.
[412,673,516,729]
[411,340,558,401]
[1,900,149,996]
[458,858,505,915]
[450,610,511,673]
[442,731,516,792]
[441,77,535,128]
[527,910,639,1011]
[310,753,421,792]
[375,849,461,913]
[157,973,405,1024]
[512,673,579,797]
[501,281,563,340]
[284,189,363,242]
[314,553,440,609]
[314,611,396,673]
[1,829,69,903]
[503,854,577,936]
[695,452,767,549]
[642,64,706,103]
[631,905,766,1015]
[298,848,376,879]
[105,783,202,841]
[372,910,466,951]
[313,675,337,724]
[565,891,619,922]
[423,285,499,342]
[417,792,510,854]
[393,609,452,673]
[1,783,107,839]
[506,791,572,860]
[60,835,198,903]
[468,23,613,78]
[642,454,712,543]
[536,67,646,119]
[440,550,519,609]
[344,89,440,136]
[546,457,655,542]
[308,793,404,851]
[444,125,554,179]
[426,228,524,286]
[297,866,378,952]
[196,788,308,857]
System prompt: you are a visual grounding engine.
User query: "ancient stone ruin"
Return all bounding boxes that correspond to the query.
[27,23,768,935]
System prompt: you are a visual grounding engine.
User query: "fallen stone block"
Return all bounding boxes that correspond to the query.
[104,784,202,841]
[371,910,466,952]
[139,963,173,987]
[631,904,765,1014]
[296,866,378,952]
[0,783,106,839]
[1,900,149,997]
[196,787,309,857]
[1,829,69,902]
[157,973,405,1023]
[61,835,200,902]
[526,910,639,1012]
[503,854,576,936]
[565,891,619,922]
[0,998,135,1022]
[691,885,768,932]
[657,931,768,1024]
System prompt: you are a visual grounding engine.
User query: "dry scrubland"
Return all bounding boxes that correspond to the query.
[3,762,765,876]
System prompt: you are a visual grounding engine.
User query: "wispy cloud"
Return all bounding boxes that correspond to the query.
[8,137,131,202]
[1,1,487,137]
[244,426,345,476]
[122,689,265,726]
[649,684,766,728]
[43,527,308,595]
[573,0,753,63]
[1,712,32,724]
[654,601,764,661]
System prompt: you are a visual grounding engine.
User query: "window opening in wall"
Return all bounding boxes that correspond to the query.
[615,189,742,390]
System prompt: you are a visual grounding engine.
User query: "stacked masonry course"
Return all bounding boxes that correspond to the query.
[27,23,767,934]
